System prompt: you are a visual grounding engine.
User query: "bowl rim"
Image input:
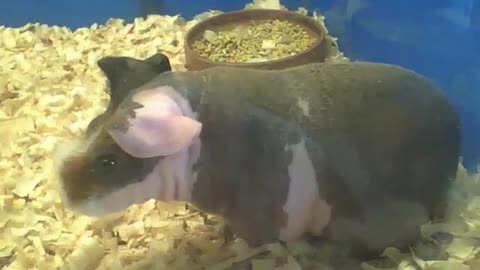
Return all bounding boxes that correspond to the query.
[184,8,327,67]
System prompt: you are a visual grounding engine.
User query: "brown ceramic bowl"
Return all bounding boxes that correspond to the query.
[184,9,329,71]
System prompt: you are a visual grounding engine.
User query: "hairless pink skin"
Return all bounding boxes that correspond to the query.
[106,89,202,158]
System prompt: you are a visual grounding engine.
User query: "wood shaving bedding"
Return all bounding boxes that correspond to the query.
[0,4,479,270]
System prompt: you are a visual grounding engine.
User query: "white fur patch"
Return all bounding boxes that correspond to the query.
[76,159,165,216]
[279,139,331,241]
[297,97,310,117]
[52,129,100,174]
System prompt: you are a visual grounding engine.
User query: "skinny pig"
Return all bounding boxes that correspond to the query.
[55,58,460,259]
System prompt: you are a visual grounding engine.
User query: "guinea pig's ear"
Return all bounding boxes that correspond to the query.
[105,89,202,158]
[146,53,172,73]
[97,56,131,86]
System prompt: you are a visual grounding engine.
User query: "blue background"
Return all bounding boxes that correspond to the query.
[2,0,479,171]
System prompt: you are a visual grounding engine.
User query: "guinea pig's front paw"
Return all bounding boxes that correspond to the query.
[226,218,279,247]
[222,224,236,245]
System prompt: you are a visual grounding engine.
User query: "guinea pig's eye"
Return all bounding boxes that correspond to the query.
[93,154,117,172]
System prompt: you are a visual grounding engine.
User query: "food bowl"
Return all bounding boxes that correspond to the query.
[184,9,329,71]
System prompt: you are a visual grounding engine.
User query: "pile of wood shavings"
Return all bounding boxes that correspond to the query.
[0,8,479,270]
[0,12,241,270]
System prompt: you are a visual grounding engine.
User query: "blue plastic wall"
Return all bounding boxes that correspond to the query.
[2,0,479,171]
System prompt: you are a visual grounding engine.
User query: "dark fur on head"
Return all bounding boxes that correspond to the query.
[86,53,172,135]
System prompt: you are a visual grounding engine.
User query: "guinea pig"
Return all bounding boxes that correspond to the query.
[86,53,172,135]
[54,60,460,260]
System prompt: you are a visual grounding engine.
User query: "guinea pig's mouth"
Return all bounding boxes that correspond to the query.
[69,175,162,217]
[70,195,129,217]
